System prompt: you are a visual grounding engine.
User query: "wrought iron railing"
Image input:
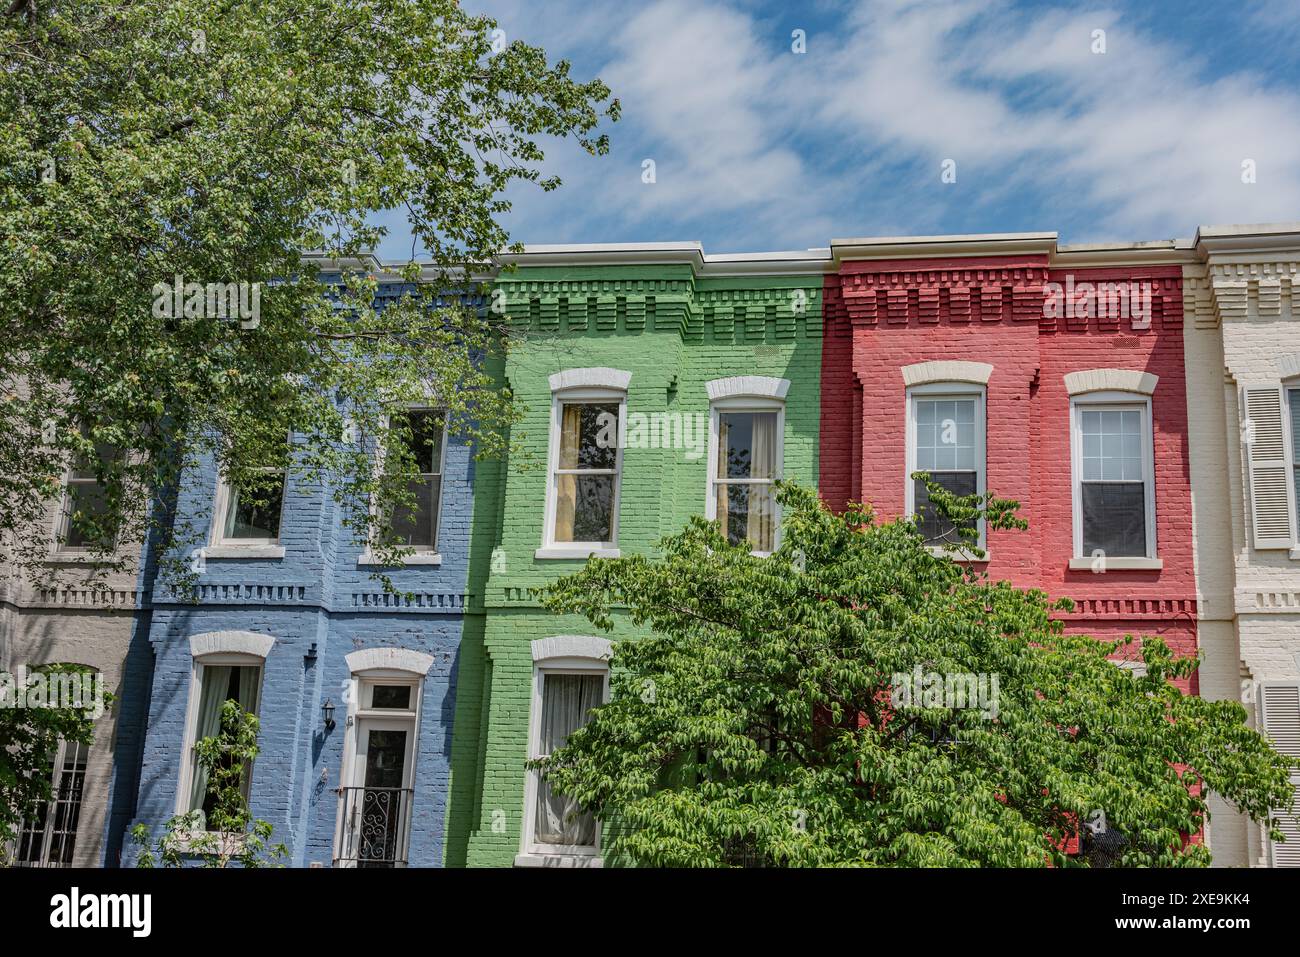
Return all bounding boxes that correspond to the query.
[333,786,414,868]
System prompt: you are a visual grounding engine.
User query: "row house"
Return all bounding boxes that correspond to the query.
[1184,224,1300,868]
[446,245,827,867]
[127,277,486,867]
[0,447,155,867]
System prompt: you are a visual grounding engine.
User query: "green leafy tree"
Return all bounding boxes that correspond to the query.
[131,699,286,867]
[0,0,618,585]
[0,663,109,854]
[534,481,1298,867]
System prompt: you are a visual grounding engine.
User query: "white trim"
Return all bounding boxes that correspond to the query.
[360,405,449,563]
[189,630,275,660]
[531,635,613,663]
[1277,355,1300,381]
[541,376,626,555]
[705,376,790,402]
[1068,392,1159,564]
[1064,368,1159,397]
[901,361,993,388]
[705,396,786,555]
[548,368,632,393]
[1284,383,1300,549]
[521,644,610,865]
[210,468,287,550]
[904,382,987,550]
[203,544,285,560]
[344,647,435,676]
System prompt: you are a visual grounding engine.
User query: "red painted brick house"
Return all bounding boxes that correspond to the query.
[819,234,1196,689]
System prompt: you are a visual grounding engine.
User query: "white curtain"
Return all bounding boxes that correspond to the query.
[535,673,603,845]
[553,405,581,541]
[188,666,231,814]
[747,413,778,550]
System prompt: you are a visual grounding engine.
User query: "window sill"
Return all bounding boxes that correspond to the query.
[45,550,117,566]
[514,852,603,868]
[534,546,621,560]
[357,550,443,567]
[1289,547,1300,561]
[204,544,286,559]
[1067,556,1163,571]
[925,545,989,563]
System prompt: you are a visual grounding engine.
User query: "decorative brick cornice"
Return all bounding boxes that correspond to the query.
[1234,589,1300,615]
[348,591,468,612]
[27,587,146,610]
[1053,597,1198,620]
[1189,260,1300,329]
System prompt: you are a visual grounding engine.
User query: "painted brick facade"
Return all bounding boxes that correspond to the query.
[1184,225,1300,867]
[821,249,1198,686]
[129,283,482,867]
[445,254,825,867]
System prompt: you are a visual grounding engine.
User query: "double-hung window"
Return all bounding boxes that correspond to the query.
[540,369,629,559]
[11,739,88,867]
[385,408,446,554]
[58,423,118,551]
[213,439,288,548]
[906,384,985,549]
[1069,392,1157,564]
[1291,387,1300,541]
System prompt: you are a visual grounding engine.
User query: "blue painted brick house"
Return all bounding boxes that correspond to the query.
[129,280,483,867]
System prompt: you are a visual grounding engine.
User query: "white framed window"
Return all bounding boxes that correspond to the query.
[10,739,88,867]
[706,399,784,554]
[334,671,423,868]
[56,423,118,552]
[1069,392,1158,564]
[177,653,265,828]
[538,370,629,559]
[382,407,447,556]
[519,636,611,867]
[905,383,986,550]
[211,439,288,551]
[1289,386,1300,543]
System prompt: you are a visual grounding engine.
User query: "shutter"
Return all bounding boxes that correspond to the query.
[1257,681,1300,867]
[1241,386,1296,549]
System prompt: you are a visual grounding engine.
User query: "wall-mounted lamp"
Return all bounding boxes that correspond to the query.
[322,698,336,732]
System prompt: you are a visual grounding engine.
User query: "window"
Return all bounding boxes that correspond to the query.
[385,408,446,552]
[526,670,606,853]
[541,385,625,556]
[709,408,782,553]
[520,635,611,865]
[58,423,118,550]
[1070,394,1156,561]
[11,739,87,867]
[214,441,288,546]
[906,385,985,548]
[1291,388,1300,540]
[182,658,263,827]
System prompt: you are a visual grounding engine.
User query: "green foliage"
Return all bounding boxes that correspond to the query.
[0,0,617,587]
[0,663,109,849]
[535,482,1298,867]
[131,700,286,867]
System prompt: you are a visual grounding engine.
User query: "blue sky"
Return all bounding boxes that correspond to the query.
[377,0,1300,258]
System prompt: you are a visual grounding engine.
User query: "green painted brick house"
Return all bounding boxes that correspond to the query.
[444,244,826,867]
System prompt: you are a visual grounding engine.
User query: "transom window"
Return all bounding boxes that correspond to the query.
[548,397,622,547]
[708,408,782,553]
[385,408,446,551]
[1070,395,1156,559]
[906,386,985,548]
